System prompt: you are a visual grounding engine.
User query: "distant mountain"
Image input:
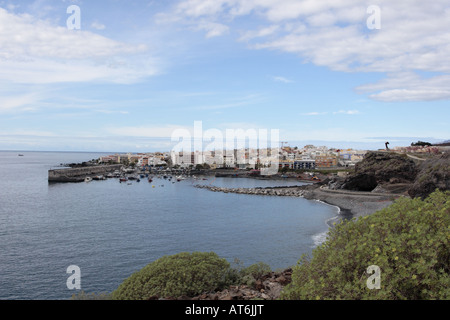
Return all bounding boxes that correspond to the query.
[433,140,450,146]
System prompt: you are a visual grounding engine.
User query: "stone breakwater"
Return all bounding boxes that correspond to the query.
[48,164,123,183]
[195,183,397,219]
[194,184,307,197]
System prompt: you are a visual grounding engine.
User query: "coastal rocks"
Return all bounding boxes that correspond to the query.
[340,173,378,192]
[353,151,418,184]
[157,269,293,300]
[408,151,450,199]
[328,151,450,199]
[194,185,307,197]
[335,151,417,192]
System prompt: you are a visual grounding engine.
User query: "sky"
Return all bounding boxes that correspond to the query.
[0,0,449,152]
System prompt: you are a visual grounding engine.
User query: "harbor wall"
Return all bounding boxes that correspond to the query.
[48,165,123,182]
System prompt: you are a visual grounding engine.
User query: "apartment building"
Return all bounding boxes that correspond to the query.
[315,155,338,168]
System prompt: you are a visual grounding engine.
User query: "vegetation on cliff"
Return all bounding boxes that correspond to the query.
[111,252,230,300]
[280,190,450,300]
[110,252,273,300]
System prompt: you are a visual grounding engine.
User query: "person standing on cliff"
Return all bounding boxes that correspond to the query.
[385,142,390,150]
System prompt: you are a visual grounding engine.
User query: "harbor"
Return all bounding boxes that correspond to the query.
[48,161,325,184]
[1,151,339,299]
[48,164,201,183]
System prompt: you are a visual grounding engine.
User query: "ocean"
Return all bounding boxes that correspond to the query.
[0,151,339,300]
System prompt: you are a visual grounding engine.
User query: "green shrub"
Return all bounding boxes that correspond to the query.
[111,252,231,300]
[281,190,450,300]
[240,262,272,280]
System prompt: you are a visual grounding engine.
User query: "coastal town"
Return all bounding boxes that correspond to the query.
[98,145,369,171]
[48,141,448,184]
[97,143,445,172]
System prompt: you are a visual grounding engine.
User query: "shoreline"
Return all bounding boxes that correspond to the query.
[194,183,398,223]
[303,187,397,221]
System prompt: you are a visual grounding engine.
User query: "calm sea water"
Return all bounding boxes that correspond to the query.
[0,151,339,300]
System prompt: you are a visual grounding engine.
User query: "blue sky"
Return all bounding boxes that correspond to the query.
[0,0,449,152]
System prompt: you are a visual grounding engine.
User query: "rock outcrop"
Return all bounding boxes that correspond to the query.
[340,173,378,192]
[150,269,293,300]
[328,152,417,192]
[408,151,450,199]
[330,150,449,199]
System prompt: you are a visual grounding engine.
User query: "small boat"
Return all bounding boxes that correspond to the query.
[85,177,92,183]
[18,154,24,157]
[120,177,127,182]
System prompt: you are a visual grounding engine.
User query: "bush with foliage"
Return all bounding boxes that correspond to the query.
[281,190,450,300]
[226,260,273,287]
[111,251,231,300]
[240,261,272,279]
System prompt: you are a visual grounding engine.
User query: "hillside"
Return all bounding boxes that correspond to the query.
[408,151,450,199]
[330,150,449,199]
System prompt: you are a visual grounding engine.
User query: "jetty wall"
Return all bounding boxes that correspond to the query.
[194,184,307,197]
[48,165,123,183]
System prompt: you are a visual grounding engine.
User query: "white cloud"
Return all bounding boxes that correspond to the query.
[301,110,360,116]
[273,76,293,83]
[238,25,280,42]
[370,89,450,102]
[0,57,158,85]
[0,8,156,84]
[191,94,263,110]
[171,0,450,102]
[301,112,327,116]
[333,110,360,115]
[357,72,450,102]
[176,0,230,17]
[0,93,41,112]
[196,21,229,38]
[91,21,106,30]
[0,129,56,137]
[105,125,194,138]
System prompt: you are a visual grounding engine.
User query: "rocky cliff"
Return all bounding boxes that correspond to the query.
[408,151,450,199]
[332,151,449,199]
